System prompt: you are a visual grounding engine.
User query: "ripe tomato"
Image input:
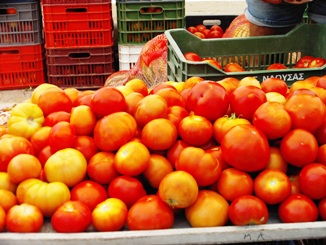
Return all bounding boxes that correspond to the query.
[114,141,150,176]
[127,195,174,230]
[43,111,71,127]
[280,129,318,168]
[7,153,42,184]
[252,102,292,140]
[254,169,291,205]
[213,113,251,144]
[221,124,270,172]
[141,118,178,151]
[183,76,205,90]
[308,57,326,68]
[206,146,231,170]
[266,63,287,70]
[150,83,177,95]
[284,93,326,132]
[207,30,223,38]
[264,146,288,173]
[70,180,108,211]
[92,198,128,232]
[203,58,223,69]
[48,121,76,153]
[31,83,60,105]
[0,189,17,212]
[230,85,267,121]
[186,81,230,122]
[224,62,245,72]
[7,102,45,139]
[210,25,224,33]
[187,26,198,34]
[30,126,51,156]
[316,75,326,89]
[175,146,221,187]
[6,203,43,232]
[193,31,206,39]
[317,144,326,165]
[0,135,34,172]
[133,94,168,129]
[64,87,80,106]
[299,163,326,200]
[37,145,53,167]
[178,115,213,146]
[153,88,186,108]
[196,24,206,32]
[166,139,190,168]
[319,197,326,221]
[228,195,269,226]
[87,151,119,185]
[51,200,92,233]
[124,79,148,97]
[158,170,199,209]
[44,148,87,188]
[90,87,127,118]
[143,154,174,189]
[108,176,147,208]
[183,52,201,61]
[125,92,144,115]
[72,135,99,162]
[185,190,229,227]
[0,206,5,232]
[278,194,319,223]
[93,112,137,152]
[166,105,189,129]
[70,105,97,136]
[294,55,315,68]
[216,168,254,202]
[75,90,94,107]
[261,77,288,96]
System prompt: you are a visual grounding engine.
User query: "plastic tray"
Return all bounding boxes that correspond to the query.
[166,23,326,85]
[41,1,114,48]
[45,45,115,88]
[118,44,144,70]
[0,1,42,46]
[0,44,45,90]
[41,0,110,4]
[116,0,185,44]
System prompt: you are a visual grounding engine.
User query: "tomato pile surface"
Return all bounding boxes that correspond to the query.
[1,75,326,233]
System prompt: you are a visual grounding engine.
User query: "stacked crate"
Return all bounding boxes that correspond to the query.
[0,0,45,90]
[116,0,185,71]
[41,0,114,88]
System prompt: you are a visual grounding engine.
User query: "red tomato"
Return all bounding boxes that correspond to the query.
[186,80,230,122]
[294,55,315,68]
[166,105,189,129]
[319,197,326,221]
[252,102,292,140]
[184,52,202,61]
[229,85,267,121]
[299,163,326,200]
[264,146,288,173]
[30,126,51,156]
[213,113,251,144]
[92,198,128,232]
[108,176,147,208]
[72,135,99,162]
[203,58,223,69]
[0,136,35,172]
[43,111,71,127]
[127,195,174,230]
[150,83,177,94]
[187,26,198,34]
[185,190,229,227]
[206,146,231,170]
[178,115,213,146]
[308,57,326,68]
[278,194,319,223]
[70,180,108,211]
[93,112,137,152]
[166,139,190,168]
[254,169,291,205]
[224,63,245,72]
[280,129,318,168]
[316,75,326,89]
[75,90,94,107]
[207,30,223,39]
[141,118,178,151]
[221,124,270,172]
[210,25,224,33]
[216,168,254,202]
[261,77,288,96]
[90,87,127,118]
[48,121,76,153]
[266,63,287,70]
[51,200,92,233]
[317,144,326,165]
[153,88,186,108]
[284,93,326,132]
[37,145,53,167]
[193,31,206,39]
[175,146,221,187]
[6,203,43,232]
[196,24,206,32]
[228,195,269,226]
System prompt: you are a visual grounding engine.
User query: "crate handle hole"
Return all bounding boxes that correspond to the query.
[203,19,222,26]
[140,7,163,14]
[66,7,87,13]
[0,8,17,15]
[0,49,19,55]
[68,52,91,59]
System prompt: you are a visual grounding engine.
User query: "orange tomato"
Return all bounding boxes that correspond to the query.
[0,206,5,232]
[0,189,17,212]
[70,105,97,136]
[30,126,51,156]
[72,135,99,162]
[124,79,149,97]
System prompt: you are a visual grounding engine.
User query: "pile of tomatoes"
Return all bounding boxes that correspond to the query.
[187,24,224,39]
[0,75,326,233]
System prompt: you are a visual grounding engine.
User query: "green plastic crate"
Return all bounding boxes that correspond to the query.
[166,23,326,85]
[116,0,185,44]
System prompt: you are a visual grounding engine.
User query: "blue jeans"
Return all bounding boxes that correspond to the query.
[245,0,326,27]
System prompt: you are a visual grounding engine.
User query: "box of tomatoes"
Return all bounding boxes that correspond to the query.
[166,23,326,85]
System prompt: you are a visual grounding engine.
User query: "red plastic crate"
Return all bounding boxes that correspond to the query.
[0,44,45,90]
[41,1,114,48]
[41,0,110,4]
[45,46,115,88]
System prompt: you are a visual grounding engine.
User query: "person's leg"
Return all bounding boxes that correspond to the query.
[307,0,326,23]
[245,0,308,36]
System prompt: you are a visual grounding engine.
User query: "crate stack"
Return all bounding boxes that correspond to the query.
[0,0,45,90]
[116,0,185,71]
[41,0,115,88]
